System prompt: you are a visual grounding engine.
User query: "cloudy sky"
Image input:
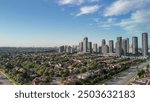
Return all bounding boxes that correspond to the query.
[0,0,149,47]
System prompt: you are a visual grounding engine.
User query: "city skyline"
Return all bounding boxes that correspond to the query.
[59,32,149,57]
[0,0,150,47]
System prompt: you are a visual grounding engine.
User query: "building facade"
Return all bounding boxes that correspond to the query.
[59,46,65,53]
[116,37,122,56]
[88,42,92,53]
[83,37,88,53]
[109,40,114,53]
[102,39,106,47]
[142,33,148,57]
[132,37,138,55]
[93,43,98,53]
[102,45,109,55]
[79,41,83,52]
[126,38,130,53]
[122,39,127,56]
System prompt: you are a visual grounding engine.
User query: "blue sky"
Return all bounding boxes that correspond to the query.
[0,0,150,47]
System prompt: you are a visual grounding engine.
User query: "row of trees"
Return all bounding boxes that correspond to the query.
[0,51,145,85]
[70,59,144,85]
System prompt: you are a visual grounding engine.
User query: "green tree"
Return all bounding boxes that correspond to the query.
[61,69,69,77]
[146,65,150,68]
[138,70,145,78]
[79,67,86,73]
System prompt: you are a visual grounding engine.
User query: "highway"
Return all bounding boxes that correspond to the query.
[106,59,150,85]
[0,71,13,85]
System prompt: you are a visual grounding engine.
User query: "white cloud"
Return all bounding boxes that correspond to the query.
[76,5,100,16]
[92,18,118,29]
[58,0,85,5]
[104,0,150,16]
[118,9,150,32]
[57,0,101,16]
[100,18,117,28]
[92,18,100,23]
[89,0,100,3]
[58,0,100,5]
[99,0,150,33]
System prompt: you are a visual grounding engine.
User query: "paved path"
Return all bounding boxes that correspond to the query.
[106,59,150,85]
[0,71,13,85]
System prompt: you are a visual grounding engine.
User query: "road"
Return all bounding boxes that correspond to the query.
[0,71,13,85]
[106,59,150,85]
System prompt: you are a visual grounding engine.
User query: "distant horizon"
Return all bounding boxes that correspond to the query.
[0,32,149,48]
[0,33,149,48]
[0,0,150,47]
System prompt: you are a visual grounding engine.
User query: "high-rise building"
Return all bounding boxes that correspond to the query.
[79,41,83,52]
[102,39,106,54]
[83,37,88,53]
[122,39,127,56]
[93,43,97,53]
[126,38,130,53]
[116,37,122,56]
[102,39,106,46]
[109,40,114,53]
[66,46,72,53]
[102,45,109,55]
[72,45,77,53]
[59,46,65,53]
[132,37,138,55]
[98,46,102,54]
[88,42,92,53]
[142,33,148,57]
